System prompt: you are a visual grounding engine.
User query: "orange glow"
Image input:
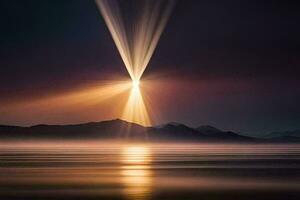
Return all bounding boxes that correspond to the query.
[93,0,174,126]
[0,1,176,127]
[121,145,152,200]
[0,81,130,124]
[121,80,151,126]
[1,79,151,126]
[121,146,152,164]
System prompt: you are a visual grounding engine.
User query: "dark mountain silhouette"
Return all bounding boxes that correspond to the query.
[0,119,297,142]
[148,122,207,141]
[148,122,251,142]
[262,130,300,143]
[0,119,146,140]
[196,125,249,140]
[265,130,300,138]
[197,125,221,133]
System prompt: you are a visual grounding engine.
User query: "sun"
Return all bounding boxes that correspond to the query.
[122,79,151,126]
[132,80,140,90]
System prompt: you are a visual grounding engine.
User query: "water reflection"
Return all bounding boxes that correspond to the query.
[121,145,152,200]
[1,142,300,199]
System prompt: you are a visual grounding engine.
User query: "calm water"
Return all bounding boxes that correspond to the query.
[0,141,300,200]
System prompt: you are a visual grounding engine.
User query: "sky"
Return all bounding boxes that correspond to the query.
[0,0,300,135]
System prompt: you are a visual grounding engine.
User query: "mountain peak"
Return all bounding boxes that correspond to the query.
[1,119,297,143]
[197,125,221,134]
[167,122,183,126]
[155,122,190,129]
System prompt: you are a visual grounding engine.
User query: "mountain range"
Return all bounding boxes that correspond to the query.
[0,119,299,143]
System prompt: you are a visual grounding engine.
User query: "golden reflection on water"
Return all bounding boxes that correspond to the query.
[121,145,152,200]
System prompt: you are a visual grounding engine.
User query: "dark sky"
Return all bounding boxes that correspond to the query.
[0,0,300,135]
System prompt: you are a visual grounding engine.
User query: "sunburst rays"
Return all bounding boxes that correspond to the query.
[96,0,175,125]
[1,1,174,127]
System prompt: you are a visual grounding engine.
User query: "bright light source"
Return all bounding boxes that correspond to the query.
[122,79,151,126]
[95,0,175,126]
[132,80,140,89]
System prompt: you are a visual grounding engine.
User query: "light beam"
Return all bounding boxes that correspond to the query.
[132,80,140,90]
[95,0,175,126]
[122,80,151,126]
[95,0,175,81]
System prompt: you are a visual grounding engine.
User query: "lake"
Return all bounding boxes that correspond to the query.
[0,141,300,200]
